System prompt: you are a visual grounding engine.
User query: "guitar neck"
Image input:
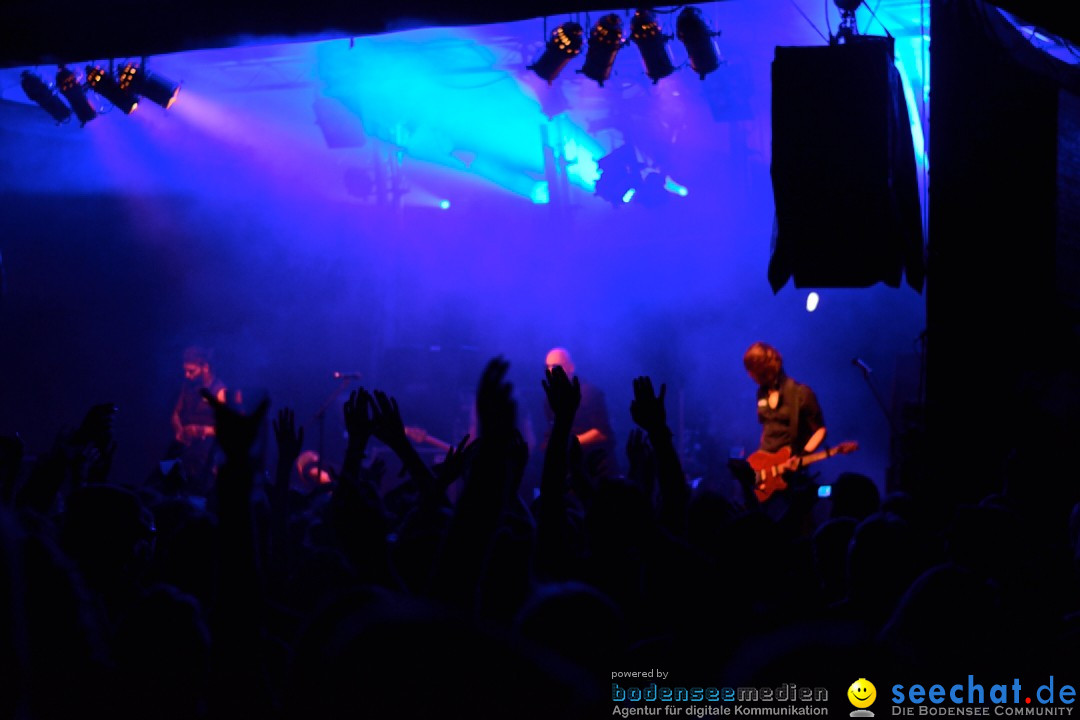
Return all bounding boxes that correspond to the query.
[799,446,839,466]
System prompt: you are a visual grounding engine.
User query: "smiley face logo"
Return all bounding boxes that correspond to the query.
[848,679,877,709]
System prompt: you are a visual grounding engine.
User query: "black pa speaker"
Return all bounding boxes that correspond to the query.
[769,38,924,291]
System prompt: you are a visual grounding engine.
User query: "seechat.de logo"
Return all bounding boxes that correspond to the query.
[849,679,878,718]
[891,676,1076,715]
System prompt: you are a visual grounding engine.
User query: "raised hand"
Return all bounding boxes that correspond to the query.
[85,439,116,485]
[434,434,472,488]
[476,356,517,441]
[200,388,268,462]
[542,365,581,425]
[343,388,375,444]
[71,402,118,452]
[370,390,408,451]
[630,376,668,435]
[272,407,304,466]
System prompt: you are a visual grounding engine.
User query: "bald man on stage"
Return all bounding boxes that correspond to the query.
[543,347,618,475]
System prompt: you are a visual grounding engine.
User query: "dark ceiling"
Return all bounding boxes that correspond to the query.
[0,0,1075,70]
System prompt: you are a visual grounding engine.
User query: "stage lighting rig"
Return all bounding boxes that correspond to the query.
[631,9,676,84]
[20,71,72,124]
[594,143,642,207]
[119,62,180,109]
[676,6,722,79]
[528,21,584,85]
[56,67,98,126]
[831,0,863,44]
[580,14,625,87]
[86,65,138,114]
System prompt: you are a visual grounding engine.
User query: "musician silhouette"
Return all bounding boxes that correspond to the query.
[167,345,228,497]
[736,342,827,511]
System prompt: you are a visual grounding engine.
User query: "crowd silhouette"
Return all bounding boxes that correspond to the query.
[2,353,1080,719]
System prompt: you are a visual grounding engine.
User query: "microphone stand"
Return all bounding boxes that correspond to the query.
[855,362,899,437]
[855,362,907,492]
[313,378,353,484]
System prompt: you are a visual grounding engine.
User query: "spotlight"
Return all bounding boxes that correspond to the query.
[20,71,72,124]
[85,65,138,114]
[580,14,624,87]
[56,67,98,126]
[676,6,722,79]
[119,62,180,109]
[594,144,641,207]
[663,176,689,196]
[631,9,676,84]
[527,21,584,85]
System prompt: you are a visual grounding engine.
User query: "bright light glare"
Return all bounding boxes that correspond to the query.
[664,176,689,197]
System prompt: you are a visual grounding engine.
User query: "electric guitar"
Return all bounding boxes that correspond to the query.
[404,426,453,453]
[747,441,859,503]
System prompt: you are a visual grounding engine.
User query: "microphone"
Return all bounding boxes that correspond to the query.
[851,358,872,374]
[332,371,363,380]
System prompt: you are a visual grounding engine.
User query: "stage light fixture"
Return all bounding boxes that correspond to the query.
[56,67,98,126]
[20,71,72,124]
[676,6,722,79]
[631,9,676,84]
[119,62,180,109]
[832,0,863,43]
[85,65,138,114]
[580,14,624,87]
[594,144,641,207]
[636,171,673,207]
[527,21,584,85]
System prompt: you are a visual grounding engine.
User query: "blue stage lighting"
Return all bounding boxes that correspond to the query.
[595,144,641,207]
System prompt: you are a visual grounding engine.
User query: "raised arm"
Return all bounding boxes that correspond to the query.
[341,388,375,482]
[630,376,689,535]
[199,388,274,715]
[540,365,580,503]
[369,390,438,493]
[432,357,521,608]
[269,407,304,583]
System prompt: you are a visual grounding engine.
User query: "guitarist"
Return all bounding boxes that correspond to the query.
[740,341,827,511]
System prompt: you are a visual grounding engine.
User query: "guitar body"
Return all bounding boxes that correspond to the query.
[746,441,860,503]
[747,447,793,503]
